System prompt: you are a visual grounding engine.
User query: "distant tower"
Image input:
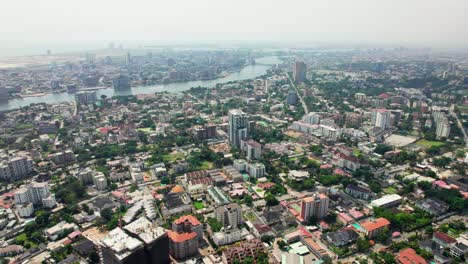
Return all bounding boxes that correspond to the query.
[113,74,131,90]
[287,90,298,105]
[294,61,307,83]
[46,49,51,56]
[228,109,248,148]
[126,52,132,65]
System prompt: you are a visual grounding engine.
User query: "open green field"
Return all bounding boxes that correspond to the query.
[383,187,398,194]
[163,152,184,162]
[416,139,446,148]
[194,201,204,210]
[198,161,213,170]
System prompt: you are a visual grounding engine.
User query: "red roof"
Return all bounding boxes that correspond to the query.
[167,230,197,243]
[173,215,201,226]
[361,218,390,232]
[433,232,456,244]
[397,248,427,264]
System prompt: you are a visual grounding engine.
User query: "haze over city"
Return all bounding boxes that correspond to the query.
[1,0,468,56]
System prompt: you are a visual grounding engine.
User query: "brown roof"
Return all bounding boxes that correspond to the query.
[167,230,197,243]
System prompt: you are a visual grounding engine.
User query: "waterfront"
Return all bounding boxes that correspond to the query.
[0,56,281,111]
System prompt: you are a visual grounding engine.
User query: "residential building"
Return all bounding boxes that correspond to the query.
[168,215,202,260]
[14,182,56,208]
[247,163,265,178]
[300,194,330,223]
[228,109,248,148]
[102,227,147,264]
[396,248,427,264]
[345,184,372,200]
[0,155,34,180]
[240,139,261,160]
[123,217,170,264]
[215,203,243,228]
[221,239,265,264]
[360,218,390,239]
[93,172,108,191]
[371,109,392,129]
[326,230,359,247]
[436,121,450,139]
[213,228,243,246]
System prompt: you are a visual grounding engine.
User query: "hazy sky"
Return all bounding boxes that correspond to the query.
[1,0,468,56]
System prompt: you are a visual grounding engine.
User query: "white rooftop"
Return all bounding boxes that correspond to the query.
[124,217,166,244]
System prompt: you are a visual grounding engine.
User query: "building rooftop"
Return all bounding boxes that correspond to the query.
[123,217,166,245]
[167,230,197,243]
[101,227,144,260]
[360,218,390,232]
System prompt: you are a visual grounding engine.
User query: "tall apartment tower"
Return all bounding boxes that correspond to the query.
[436,121,450,139]
[300,193,330,223]
[371,109,392,129]
[228,109,248,148]
[215,203,243,228]
[294,61,307,83]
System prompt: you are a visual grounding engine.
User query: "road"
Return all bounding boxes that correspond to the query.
[450,104,468,147]
[286,72,309,114]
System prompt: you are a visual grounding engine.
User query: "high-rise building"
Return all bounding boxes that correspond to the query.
[92,172,108,191]
[294,61,307,83]
[436,121,450,139]
[14,182,56,208]
[303,112,321,125]
[215,203,243,228]
[240,139,261,160]
[168,215,202,259]
[371,109,392,129]
[113,74,131,90]
[287,90,299,105]
[0,155,34,180]
[123,217,170,264]
[228,109,248,148]
[75,91,97,104]
[102,227,148,264]
[247,163,266,178]
[300,193,330,223]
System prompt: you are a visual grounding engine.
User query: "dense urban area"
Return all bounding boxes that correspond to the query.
[0,47,466,264]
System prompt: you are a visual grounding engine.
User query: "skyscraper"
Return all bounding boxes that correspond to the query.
[228,109,248,148]
[300,193,330,223]
[294,61,307,83]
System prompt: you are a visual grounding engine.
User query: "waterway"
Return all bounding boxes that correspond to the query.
[0,56,281,111]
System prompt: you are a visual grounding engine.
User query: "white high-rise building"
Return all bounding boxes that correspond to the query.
[93,172,108,191]
[436,121,450,139]
[371,109,392,129]
[215,203,243,228]
[14,182,56,208]
[0,155,34,180]
[247,163,266,178]
[303,112,321,125]
[300,193,330,223]
[228,109,248,148]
